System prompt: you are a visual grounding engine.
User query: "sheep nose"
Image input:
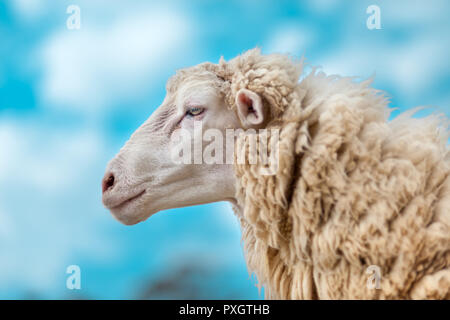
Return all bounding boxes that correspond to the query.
[102,172,115,193]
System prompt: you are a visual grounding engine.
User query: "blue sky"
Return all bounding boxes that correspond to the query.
[0,0,449,299]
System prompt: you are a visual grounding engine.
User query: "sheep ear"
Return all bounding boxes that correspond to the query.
[235,89,265,127]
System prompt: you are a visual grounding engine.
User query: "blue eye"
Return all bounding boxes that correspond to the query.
[186,107,204,117]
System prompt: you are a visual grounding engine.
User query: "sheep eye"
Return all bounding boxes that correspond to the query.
[186,107,204,117]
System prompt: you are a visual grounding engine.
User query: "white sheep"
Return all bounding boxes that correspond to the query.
[102,49,450,299]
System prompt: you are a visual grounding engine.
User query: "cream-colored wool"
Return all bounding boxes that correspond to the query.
[207,49,449,299]
[164,48,449,299]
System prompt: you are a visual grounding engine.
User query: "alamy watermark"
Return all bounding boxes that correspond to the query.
[366,5,381,30]
[66,265,81,290]
[66,5,81,30]
[170,121,280,175]
[366,265,381,289]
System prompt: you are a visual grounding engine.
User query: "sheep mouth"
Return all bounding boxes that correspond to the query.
[109,190,146,210]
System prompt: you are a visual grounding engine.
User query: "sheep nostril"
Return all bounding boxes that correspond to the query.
[102,173,115,193]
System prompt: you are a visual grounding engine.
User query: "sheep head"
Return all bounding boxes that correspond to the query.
[102,48,303,225]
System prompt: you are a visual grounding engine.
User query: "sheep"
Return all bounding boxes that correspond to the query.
[102,48,450,299]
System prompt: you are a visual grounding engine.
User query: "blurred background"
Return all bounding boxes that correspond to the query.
[0,0,449,299]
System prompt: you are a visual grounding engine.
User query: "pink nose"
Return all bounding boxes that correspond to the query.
[102,172,115,193]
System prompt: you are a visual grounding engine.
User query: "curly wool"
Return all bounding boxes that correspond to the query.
[224,49,449,299]
[168,49,450,299]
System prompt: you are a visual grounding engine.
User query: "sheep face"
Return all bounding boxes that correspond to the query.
[102,68,267,225]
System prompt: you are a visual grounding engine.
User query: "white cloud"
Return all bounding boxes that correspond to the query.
[318,34,449,100]
[380,0,447,26]
[0,120,119,295]
[37,7,192,112]
[217,202,241,235]
[385,37,448,96]
[265,23,314,56]
[0,121,102,192]
[8,0,47,21]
